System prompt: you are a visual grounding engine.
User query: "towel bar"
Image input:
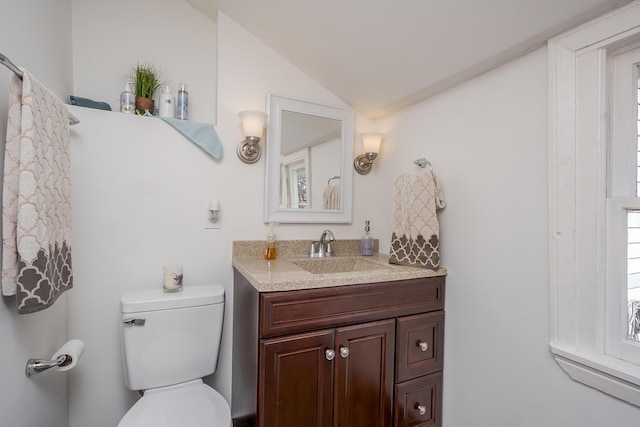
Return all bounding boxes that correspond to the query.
[1,52,79,126]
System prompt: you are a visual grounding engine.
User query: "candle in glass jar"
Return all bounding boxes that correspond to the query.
[163,265,183,292]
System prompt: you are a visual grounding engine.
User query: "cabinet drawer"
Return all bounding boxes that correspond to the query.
[394,372,442,427]
[260,277,444,338]
[396,311,444,382]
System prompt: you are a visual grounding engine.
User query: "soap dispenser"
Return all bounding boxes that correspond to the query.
[360,220,374,256]
[120,81,135,114]
[264,223,277,260]
[158,85,175,118]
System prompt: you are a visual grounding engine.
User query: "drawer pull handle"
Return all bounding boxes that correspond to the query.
[339,347,350,358]
[415,403,427,416]
[417,341,428,352]
[325,349,335,361]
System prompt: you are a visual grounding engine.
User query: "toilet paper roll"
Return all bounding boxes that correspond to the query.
[50,339,85,372]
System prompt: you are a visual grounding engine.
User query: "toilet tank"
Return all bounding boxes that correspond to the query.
[120,284,225,391]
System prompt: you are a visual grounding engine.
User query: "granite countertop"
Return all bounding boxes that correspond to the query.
[232,240,447,292]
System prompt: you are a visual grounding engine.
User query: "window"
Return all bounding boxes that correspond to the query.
[606,54,640,367]
[627,73,640,343]
[549,2,640,406]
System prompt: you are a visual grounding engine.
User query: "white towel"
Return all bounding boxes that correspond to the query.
[2,69,73,313]
[388,171,446,269]
[323,185,340,210]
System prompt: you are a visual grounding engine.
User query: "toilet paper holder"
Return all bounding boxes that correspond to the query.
[25,339,85,378]
[25,355,69,377]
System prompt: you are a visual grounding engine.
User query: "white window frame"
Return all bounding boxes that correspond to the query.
[549,0,640,406]
[606,47,640,366]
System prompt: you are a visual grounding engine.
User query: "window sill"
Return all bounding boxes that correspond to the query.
[550,343,640,405]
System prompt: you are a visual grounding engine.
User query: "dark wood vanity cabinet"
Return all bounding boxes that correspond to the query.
[232,271,445,427]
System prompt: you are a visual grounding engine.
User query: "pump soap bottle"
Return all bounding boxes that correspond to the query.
[120,81,135,114]
[158,85,175,118]
[264,223,277,260]
[360,220,374,256]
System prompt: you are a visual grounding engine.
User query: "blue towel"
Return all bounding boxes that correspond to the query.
[160,117,223,160]
[69,95,111,111]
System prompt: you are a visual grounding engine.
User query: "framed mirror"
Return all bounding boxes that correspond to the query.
[264,95,354,223]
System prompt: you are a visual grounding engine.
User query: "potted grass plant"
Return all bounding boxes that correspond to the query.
[130,62,162,115]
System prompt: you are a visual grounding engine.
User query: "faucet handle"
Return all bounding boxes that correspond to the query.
[310,241,319,258]
[325,241,334,257]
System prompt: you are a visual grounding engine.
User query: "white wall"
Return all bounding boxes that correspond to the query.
[67,6,374,427]
[0,1,73,426]
[71,0,217,121]
[373,47,640,426]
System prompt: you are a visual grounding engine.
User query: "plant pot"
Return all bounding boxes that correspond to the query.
[135,96,154,115]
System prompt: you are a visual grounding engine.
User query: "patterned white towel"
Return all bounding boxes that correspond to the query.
[2,69,73,313]
[388,171,446,269]
[323,184,340,210]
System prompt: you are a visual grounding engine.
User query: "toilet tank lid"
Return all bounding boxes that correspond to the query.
[121,284,225,313]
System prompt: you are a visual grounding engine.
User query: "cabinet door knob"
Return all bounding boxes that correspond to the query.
[417,341,428,352]
[325,349,335,361]
[339,347,350,358]
[415,403,427,416]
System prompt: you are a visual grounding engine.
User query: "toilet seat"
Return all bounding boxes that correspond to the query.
[117,379,231,427]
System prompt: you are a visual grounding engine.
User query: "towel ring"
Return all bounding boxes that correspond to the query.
[414,158,433,171]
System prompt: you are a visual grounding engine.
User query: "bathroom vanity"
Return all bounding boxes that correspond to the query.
[231,241,446,427]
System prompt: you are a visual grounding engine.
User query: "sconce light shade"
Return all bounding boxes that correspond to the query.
[354,133,383,175]
[362,133,383,154]
[237,110,267,164]
[239,110,267,138]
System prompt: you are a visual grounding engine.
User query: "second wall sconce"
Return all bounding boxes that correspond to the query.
[354,133,383,175]
[237,110,268,164]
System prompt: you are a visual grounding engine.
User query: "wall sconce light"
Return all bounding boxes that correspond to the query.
[354,133,383,175]
[208,200,220,224]
[237,110,267,164]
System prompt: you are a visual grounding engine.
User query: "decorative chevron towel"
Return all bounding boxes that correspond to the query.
[2,69,73,313]
[388,171,446,270]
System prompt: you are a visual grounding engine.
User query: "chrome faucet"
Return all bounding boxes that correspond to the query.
[317,229,336,258]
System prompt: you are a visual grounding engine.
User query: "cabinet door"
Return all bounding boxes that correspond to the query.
[334,319,395,427]
[260,329,334,427]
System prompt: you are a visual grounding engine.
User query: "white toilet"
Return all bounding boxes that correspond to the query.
[118,284,231,427]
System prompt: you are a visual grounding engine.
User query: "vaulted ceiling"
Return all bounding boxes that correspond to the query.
[188,0,632,118]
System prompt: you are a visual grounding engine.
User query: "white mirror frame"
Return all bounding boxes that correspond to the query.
[264,95,354,223]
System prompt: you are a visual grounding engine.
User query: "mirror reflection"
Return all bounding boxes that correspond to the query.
[279,110,342,210]
[264,95,354,223]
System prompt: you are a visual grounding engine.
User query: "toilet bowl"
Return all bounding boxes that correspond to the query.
[117,285,230,427]
[118,379,230,427]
